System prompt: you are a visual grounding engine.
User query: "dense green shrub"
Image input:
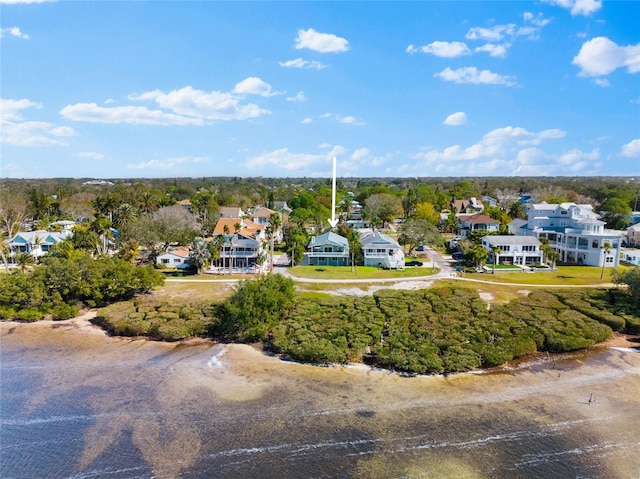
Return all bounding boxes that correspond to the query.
[51,303,80,321]
[14,308,47,322]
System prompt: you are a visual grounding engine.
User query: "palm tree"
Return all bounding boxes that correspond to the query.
[15,252,35,274]
[233,222,241,272]
[0,231,12,273]
[189,237,211,274]
[600,241,612,280]
[469,243,489,271]
[267,213,282,271]
[119,239,141,264]
[490,245,502,274]
[508,201,526,220]
[113,203,138,236]
[548,249,560,270]
[209,235,225,272]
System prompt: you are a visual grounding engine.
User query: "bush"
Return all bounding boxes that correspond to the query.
[0,306,16,319]
[51,303,80,321]
[15,308,47,322]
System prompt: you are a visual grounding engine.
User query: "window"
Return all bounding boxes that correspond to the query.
[501,246,510,252]
[606,257,614,263]
[162,259,170,264]
[174,259,181,263]
[592,240,599,248]
[522,245,536,252]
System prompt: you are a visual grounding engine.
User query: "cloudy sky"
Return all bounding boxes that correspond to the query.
[1,0,639,179]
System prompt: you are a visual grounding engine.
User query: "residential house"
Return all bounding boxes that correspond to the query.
[481,236,544,267]
[219,206,244,219]
[176,199,192,213]
[626,223,640,248]
[620,248,640,266]
[508,218,528,236]
[516,202,622,267]
[250,206,277,227]
[360,230,405,269]
[8,230,69,261]
[156,246,191,269]
[272,201,293,219]
[482,195,498,208]
[211,217,266,270]
[450,197,484,214]
[300,231,350,266]
[457,213,500,238]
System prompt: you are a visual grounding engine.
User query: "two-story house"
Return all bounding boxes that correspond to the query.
[300,231,350,266]
[457,213,500,238]
[360,230,405,269]
[481,236,544,267]
[211,218,266,271]
[517,202,622,267]
[450,197,484,214]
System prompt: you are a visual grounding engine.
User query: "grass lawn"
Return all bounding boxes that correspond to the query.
[287,265,440,280]
[461,265,627,286]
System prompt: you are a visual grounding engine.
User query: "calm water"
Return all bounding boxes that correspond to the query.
[1,320,639,479]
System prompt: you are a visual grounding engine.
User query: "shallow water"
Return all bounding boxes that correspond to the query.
[1,321,639,479]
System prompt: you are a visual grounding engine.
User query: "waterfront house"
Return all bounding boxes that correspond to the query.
[516,202,622,267]
[481,235,544,267]
[360,230,405,269]
[457,213,500,238]
[8,230,69,262]
[300,231,350,266]
[211,218,266,270]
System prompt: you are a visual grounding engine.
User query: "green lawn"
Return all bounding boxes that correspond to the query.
[462,265,627,285]
[287,265,439,280]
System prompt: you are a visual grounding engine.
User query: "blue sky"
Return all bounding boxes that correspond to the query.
[1,0,639,179]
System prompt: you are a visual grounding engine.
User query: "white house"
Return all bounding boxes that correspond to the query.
[481,235,544,267]
[457,213,500,238]
[8,230,69,261]
[156,246,191,269]
[517,202,622,267]
[301,231,350,266]
[360,230,405,269]
[620,248,640,266]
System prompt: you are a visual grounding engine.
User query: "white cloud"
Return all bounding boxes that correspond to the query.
[245,147,328,171]
[279,58,328,69]
[76,151,105,160]
[572,37,640,77]
[1,98,74,147]
[352,148,370,161]
[474,43,510,58]
[0,27,29,39]
[523,12,551,27]
[287,91,307,102]
[320,113,365,125]
[620,139,640,158]
[233,77,281,97]
[300,117,313,124]
[543,0,602,16]
[465,24,539,42]
[1,120,74,147]
[127,156,209,171]
[443,112,467,126]
[61,103,203,125]
[0,98,41,121]
[593,78,610,87]
[434,67,517,86]
[295,28,349,53]
[406,41,471,58]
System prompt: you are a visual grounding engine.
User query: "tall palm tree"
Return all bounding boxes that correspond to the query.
[209,235,225,272]
[600,241,612,280]
[508,201,526,220]
[267,213,281,271]
[189,237,211,274]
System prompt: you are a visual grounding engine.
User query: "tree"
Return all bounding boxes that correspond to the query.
[600,241,612,280]
[267,213,282,271]
[209,235,225,269]
[0,231,12,274]
[508,201,526,220]
[15,252,35,274]
[398,219,442,255]
[118,239,141,264]
[489,245,502,274]
[599,198,632,230]
[0,193,28,237]
[189,237,211,274]
[113,203,139,237]
[466,244,489,271]
[337,224,362,272]
[612,267,640,305]
[364,193,402,228]
[414,202,440,225]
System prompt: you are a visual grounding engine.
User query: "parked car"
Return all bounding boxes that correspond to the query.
[452,252,464,261]
[405,260,423,267]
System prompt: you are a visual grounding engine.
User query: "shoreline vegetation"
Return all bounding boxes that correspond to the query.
[88,275,639,376]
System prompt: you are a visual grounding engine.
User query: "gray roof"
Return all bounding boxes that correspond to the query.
[308,231,349,248]
[360,230,401,248]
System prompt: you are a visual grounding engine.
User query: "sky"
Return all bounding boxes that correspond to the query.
[1,0,639,179]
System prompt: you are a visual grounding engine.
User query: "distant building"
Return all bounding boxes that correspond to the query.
[156,246,191,269]
[620,248,640,266]
[516,202,622,267]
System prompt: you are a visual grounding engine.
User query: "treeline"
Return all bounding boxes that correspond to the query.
[0,253,164,321]
[92,275,640,374]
